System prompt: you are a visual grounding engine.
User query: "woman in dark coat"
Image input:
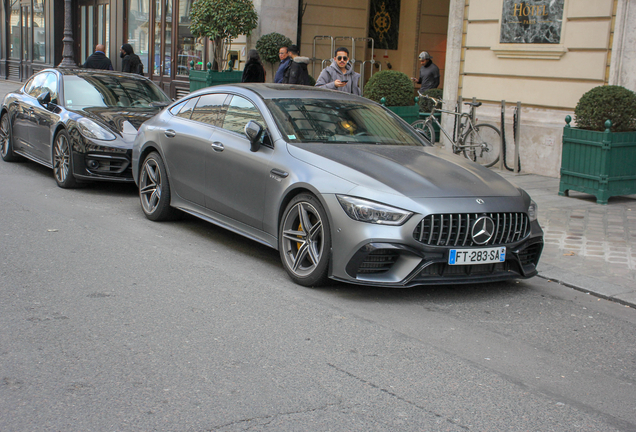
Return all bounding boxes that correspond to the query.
[241,49,266,83]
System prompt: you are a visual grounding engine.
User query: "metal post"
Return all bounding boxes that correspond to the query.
[499,100,505,171]
[514,101,521,173]
[58,0,77,67]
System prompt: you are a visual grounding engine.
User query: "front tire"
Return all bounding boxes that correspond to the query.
[53,129,78,188]
[0,113,20,162]
[464,123,501,168]
[139,152,180,221]
[279,194,331,287]
[411,119,435,144]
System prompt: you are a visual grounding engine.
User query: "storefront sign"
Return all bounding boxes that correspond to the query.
[368,0,400,50]
[500,0,564,44]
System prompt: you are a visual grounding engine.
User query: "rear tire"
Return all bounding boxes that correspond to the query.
[53,129,78,188]
[411,119,435,144]
[279,194,331,287]
[0,113,20,162]
[464,123,501,168]
[139,152,181,221]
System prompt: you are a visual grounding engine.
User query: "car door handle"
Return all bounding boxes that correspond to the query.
[270,168,289,178]
[211,142,224,152]
[164,129,176,138]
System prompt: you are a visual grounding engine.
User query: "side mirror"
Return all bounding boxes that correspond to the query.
[244,120,263,152]
[38,91,51,107]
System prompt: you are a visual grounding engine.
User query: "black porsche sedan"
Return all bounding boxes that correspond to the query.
[0,68,171,188]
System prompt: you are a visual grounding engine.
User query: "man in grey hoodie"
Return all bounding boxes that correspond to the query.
[315,47,361,95]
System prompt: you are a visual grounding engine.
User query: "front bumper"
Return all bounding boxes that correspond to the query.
[325,195,544,287]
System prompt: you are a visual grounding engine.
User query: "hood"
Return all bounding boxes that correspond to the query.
[79,106,164,136]
[293,56,311,64]
[287,143,521,198]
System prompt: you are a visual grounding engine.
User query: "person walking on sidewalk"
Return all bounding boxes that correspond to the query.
[282,45,311,85]
[274,46,291,83]
[120,44,144,75]
[82,44,113,70]
[315,47,360,95]
[241,49,266,83]
[411,51,439,93]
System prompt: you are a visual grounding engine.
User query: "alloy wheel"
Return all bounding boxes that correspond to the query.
[139,157,162,215]
[281,201,325,277]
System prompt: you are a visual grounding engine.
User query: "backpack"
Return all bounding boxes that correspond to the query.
[136,61,144,76]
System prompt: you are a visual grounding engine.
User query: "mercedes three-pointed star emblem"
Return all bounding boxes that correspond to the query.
[471,216,495,245]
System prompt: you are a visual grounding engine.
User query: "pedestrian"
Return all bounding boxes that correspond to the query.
[314,47,360,95]
[120,43,144,75]
[281,45,311,85]
[274,46,291,83]
[411,51,440,93]
[241,49,266,83]
[82,44,113,70]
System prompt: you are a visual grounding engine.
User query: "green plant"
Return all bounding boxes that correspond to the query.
[574,85,636,132]
[363,70,415,106]
[418,88,443,113]
[255,32,293,78]
[190,0,258,72]
[256,32,293,65]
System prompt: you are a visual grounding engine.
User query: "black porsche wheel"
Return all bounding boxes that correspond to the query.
[53,129,78,188]
[279,194,331,287]
[0,113,19,162]
[139,152,180,221]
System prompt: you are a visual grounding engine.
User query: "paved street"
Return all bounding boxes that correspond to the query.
[2,78,636,430]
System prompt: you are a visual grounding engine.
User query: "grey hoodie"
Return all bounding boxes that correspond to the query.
[315,60,361,95]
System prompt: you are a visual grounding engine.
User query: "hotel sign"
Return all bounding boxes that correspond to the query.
[500,0,564,44]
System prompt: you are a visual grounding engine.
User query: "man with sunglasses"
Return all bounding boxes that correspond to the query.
[315,47,360,95]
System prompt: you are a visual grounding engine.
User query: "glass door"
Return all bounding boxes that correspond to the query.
[77,0,110,66]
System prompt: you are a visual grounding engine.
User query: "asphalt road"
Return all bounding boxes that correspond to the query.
[2,158,636,432]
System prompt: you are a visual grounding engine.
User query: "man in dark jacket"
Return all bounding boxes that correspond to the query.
[82,44,113,70]
[411,51,440,92]
[120,43,143,75]
[282,45,310,85]
[274,46,291,83]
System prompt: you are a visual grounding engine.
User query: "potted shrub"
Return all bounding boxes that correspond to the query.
[188,0,258,91]
[418,88,443,142]
[559,85,636,204]
[255,32,293,80]
[363,70,418,124]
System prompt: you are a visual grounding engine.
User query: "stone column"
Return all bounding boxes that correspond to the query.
[609,0,636,91]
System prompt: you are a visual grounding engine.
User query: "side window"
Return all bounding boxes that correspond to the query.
[26,73,48,98]
[190,93,226,126]
[41,73,59,102]
[174,97,199,119]
[222,95,265,135]
[169,100,187,116]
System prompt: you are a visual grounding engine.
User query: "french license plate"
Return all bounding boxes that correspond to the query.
[449,247,506,265]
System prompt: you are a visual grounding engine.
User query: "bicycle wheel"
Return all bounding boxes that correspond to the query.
[463,123,501,167]
[411,119,436,145]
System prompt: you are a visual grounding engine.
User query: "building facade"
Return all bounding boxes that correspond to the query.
[2,0,635,177]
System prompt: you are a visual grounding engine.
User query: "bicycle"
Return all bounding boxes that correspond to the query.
[411,95,501,167]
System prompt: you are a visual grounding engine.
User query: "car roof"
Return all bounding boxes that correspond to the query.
[40,68,149,80]
[191,83,367,102]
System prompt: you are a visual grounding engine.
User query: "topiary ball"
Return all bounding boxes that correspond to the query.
[255,32,294,65]
[418,88,443,113]
[363,70,415,107]
[574,85,636,132]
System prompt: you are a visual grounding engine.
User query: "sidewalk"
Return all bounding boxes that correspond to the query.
[495,169,636,307]
[2,79,635,306]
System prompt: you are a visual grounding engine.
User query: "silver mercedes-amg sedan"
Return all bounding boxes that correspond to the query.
[132,84,543,287]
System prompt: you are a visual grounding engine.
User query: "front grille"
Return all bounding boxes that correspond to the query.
[517,243,543,267]
[413,213,530,247]
[357,249,400,274]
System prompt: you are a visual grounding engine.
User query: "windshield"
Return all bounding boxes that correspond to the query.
[265,98,426,146]
[63,74,170,109]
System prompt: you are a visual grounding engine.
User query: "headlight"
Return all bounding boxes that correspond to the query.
[77,118,116,141]
[528,199,538,222]
[337,195,412,226]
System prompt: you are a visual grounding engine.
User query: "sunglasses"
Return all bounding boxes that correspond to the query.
[337,56,348,61]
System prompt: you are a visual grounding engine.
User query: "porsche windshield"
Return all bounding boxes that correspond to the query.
[63,74,170,109]
[266,98,426,146]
